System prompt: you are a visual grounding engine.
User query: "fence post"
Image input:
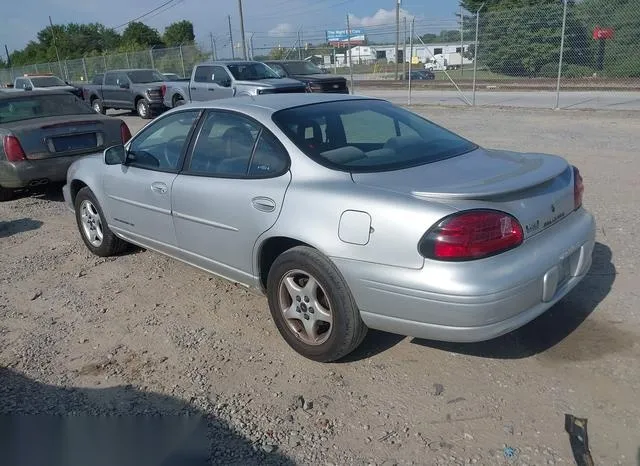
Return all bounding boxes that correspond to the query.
[82,58,88,82]
[472,3,485,106]
[179,46,186,78]
[103,55,107,71]
[150,49,155,70]
[125,52,131,68]
[408,18,414,105]
[555,0,568,110]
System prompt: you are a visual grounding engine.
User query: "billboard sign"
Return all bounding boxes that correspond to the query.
[326,29,366,46]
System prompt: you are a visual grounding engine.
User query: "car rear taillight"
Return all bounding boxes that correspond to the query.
[120,123,132,143]
[419,210,524,261]
[161,84,167,97]
[573,166,584,210]
[3,135,27,162]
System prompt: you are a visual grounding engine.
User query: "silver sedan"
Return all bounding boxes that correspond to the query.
[62,94,596,362]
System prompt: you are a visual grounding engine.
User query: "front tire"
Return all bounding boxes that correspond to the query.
[136,99,152,119]
[266,246,367,362]
[74,187,127,257]
[92,98,106,114]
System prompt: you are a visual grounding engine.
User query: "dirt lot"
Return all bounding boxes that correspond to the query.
[1,105,639,466]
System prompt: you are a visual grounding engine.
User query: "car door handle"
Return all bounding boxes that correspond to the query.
[151,182,168,194]
[251,197,276,212]
[190,87,197,90]
[207,88,215,91]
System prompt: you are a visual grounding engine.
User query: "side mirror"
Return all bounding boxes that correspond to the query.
[119,82,130,89]
[104,145,126,165]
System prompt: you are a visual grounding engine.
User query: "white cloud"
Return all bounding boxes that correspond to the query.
[268,23,295,38]
[348,8,415,28]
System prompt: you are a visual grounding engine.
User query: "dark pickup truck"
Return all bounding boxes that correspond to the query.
[82,69,171,119]
[263,60,349,94]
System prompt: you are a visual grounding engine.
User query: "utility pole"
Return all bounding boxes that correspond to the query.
[408,17,414,105]
[403,16,407,77]
[48,16,64,78]
[346,14,354,94]
[228,15,235,59]
[472,3,485,106]
[460,5,464,76]
[395,0,401,80]
[297,30,302,60]
[4,44,10,67]
[238,0,247,59]
[249,33,255,60]
[209,32,217,61]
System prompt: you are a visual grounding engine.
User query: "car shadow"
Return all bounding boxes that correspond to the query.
[0,218,43,238]
[336,330,406,363]
[411,242,623,361]
[0,367,296,466]
[7,183,65,202]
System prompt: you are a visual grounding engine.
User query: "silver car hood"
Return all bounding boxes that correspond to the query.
[351,147,570,200]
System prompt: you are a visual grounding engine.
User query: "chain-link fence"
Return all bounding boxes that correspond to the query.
[1,1,638,109]
[0,45,210,85]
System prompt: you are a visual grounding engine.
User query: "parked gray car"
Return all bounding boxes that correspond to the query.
[13,73,84,99]
[0,90,131,201]
[82,69,170,119]
[162,61,306,108]
[62,94,595,362]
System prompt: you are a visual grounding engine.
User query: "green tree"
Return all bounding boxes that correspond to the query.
[475,2,592,76]
[121,22,163,48]
[420,33,438,43]
[460,0,561,13]
[163,20,195,46]
[269,47,287,59]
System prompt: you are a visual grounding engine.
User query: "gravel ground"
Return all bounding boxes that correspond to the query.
[1,105,639,466]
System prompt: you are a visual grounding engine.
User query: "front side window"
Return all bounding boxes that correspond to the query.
[127,110,200,171]
[104,73,117,86]
[272,99,477,172]
[187,111,288,178]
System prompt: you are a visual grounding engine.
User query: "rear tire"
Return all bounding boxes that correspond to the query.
[92,98,106,114]
[0,185,14,202]
[266,246,367,362]
[172,95,185,107]
[74,187,128,257]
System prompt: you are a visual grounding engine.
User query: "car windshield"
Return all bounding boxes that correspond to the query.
[281,61,322,75]
[226,63,280,81]
[0,94,94,123]
[126,70,165,83]
[272,99,478,172]
[29,76,66,87]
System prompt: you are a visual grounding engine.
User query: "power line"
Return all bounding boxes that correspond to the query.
[112,0,179,30]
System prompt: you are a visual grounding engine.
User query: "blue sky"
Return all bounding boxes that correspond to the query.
[2,0,462,55]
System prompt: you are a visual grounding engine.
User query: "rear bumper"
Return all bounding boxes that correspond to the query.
[0,156,85,189]
[331,208,596,343]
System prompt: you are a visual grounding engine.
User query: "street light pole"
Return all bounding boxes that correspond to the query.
[395,0,401,80]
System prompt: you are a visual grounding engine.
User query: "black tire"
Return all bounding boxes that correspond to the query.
[0,185,14,202]
[91,98,106,114]
[266,246,367,362]
[136,99,152,119]
[74,187,128,257]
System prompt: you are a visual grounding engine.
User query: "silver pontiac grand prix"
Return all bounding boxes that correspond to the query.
[63,94,596,362]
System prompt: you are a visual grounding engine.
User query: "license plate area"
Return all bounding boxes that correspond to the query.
[48,132,100,153]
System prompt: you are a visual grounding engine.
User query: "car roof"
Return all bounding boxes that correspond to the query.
[177,93,383,114]
[196,61,263,66]
[0,89,72,100]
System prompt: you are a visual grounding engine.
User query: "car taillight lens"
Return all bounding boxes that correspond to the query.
[161,84,167,97]
[120,123,132,143]
[419,210,524,261]
[3,135,27,162]
[573,166,583,210]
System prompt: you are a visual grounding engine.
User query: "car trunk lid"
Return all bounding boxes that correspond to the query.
[6,116,111,160]
[351,147,576,238]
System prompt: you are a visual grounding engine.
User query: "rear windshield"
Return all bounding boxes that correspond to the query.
[126,70,165,83]
[226,63,280,81]
[272,99,477,172]
[30,76,66,87]
[0,94,94,123]
[281,61,322,75]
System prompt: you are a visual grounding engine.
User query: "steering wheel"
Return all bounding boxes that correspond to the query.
[163,136,186,169]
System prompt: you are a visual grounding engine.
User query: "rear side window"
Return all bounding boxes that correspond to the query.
[272,99,477,173]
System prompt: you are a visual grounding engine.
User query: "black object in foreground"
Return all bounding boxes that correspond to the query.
[564,413,595,466]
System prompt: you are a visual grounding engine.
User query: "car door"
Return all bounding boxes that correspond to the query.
[102,72,118,106]
[190,65,234,101]
[114,72,133,109]
[102,109,202,252]
[171,110,292,284]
